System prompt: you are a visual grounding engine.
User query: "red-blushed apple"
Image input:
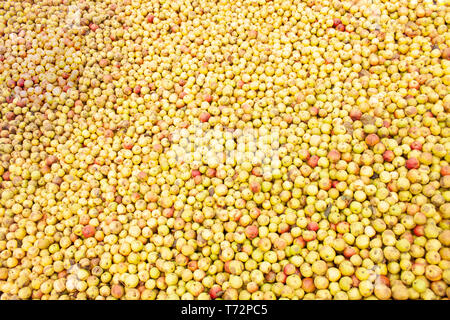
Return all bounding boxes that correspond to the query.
[283,263,296,276]
[299,149,310,161]
[247,282,258,293]
[6,111,15,120]
[123,142,133,150]
[245,225,258,239]
[307,221,319,231]
[205,168,216,177]
[387,182,397,192]
[250,181,261,193]
[333,18,342,27]
[17,78,25,87]
[191,169,201,177]
[406,158,419,170]
[204,94,213,103]
[89,23,99,32]
[350,109,362,121]
[352,275,360,287]
[302,231,316,242]
[199,111,211,122]
[137,171,147,180]
[328,149,341,163]
[302,278,315,293]
[365,133,380,147]
[193,175,202,184]
[401,231,414,244]
[441,165,450,176]
[379,275,390,287]
[276,272,287,284]
[307,155,319,168]
[265,271,276,283]
[410,141,422,150]
[163,208,174,218]
[111,284,124,299]
[82,225,95,238]
[294,236,306,248]
[251,167,262,176]
[413,225,424,237]
[2,171,11,181]
[343,246,356,258]
[209,285,222,299]
[383,150,394,162]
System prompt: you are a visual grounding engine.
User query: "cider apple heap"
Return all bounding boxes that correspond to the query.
[0,0,449,300]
